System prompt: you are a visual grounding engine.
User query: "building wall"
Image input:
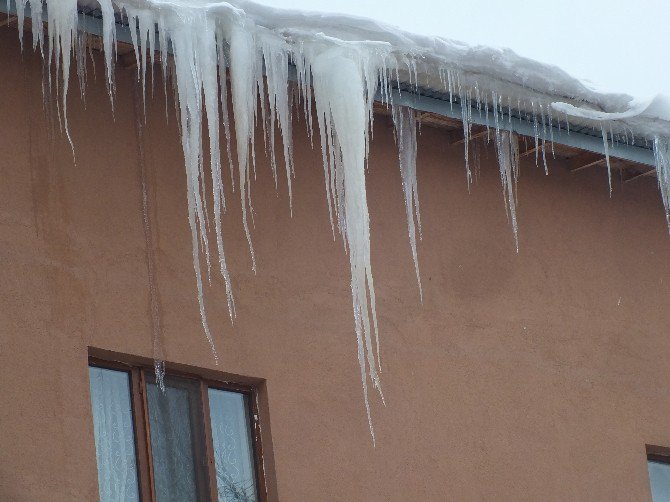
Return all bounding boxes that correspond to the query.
[1,28,670,501]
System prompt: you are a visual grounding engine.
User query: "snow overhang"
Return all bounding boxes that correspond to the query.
[0,0,659,172]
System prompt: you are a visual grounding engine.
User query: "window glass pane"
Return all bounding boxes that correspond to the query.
[146,375,209,502]
[89,366,140,502]
[208,388,258,502]
[649,460,670,501]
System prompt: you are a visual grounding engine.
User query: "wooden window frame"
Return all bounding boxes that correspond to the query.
[647,444,670,465]
[89,355,268,502]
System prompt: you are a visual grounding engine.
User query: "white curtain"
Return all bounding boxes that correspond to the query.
[146,381,199,502]
[208,389,258,502]
[89,367,140,502]
[649,461,670,502]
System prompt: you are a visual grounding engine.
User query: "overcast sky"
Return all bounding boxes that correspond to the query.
[255,0,669,99]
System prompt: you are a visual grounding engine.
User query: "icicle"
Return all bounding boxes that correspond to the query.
[133,82,166,391]
[200,19,236,321]
[392,105,422,302]
[547,106,555,158]
[308,41,389,443]
[170,10,220,359]
[507,96,512,125]
[158,21,170,115]
[216,34,235,193]
[75,30,88,103]
[460,87,473,187]
[27,0,44,55]
[226,21,262,273]
[495,131,520,251]
[260,31,294,208]
[654,136,670,232]
[97,0,116,105]
[136,9,156,106]
[293,49,314,143]
[531,102,540,168]
[447,69,454,110]
[492,91,500,149]
[45,0,78,156]
[16,0,25,49]
[601,124,612,196]
[539,103,548,174]
[314,86,337,237]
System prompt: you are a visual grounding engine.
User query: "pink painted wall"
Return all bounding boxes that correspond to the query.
[1,27,670,501]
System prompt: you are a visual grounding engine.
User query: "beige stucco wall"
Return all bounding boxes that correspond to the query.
[2,28,670,501]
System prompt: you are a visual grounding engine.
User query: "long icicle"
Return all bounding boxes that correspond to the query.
[495,131,520,251]
[309,42,387,444]
[392,104,423,301]
[133,81,166,390]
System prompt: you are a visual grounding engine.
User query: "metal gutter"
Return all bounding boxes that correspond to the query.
[1,3,134,50]
[1,3,657,168]
[391,91,656,166]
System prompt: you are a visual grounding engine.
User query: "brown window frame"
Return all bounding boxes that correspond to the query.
[89,355,268,502]
[647,444,670,465]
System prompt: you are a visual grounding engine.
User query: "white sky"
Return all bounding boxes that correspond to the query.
[255,0,669,99]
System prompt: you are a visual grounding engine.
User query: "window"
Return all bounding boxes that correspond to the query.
[88,358,266,502]
[647,445,670,502]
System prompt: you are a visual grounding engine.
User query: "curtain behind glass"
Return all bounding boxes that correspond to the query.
[648,461,670,501]
[208,388,258,502]
[89,366,140,502]
[146,375,210,502]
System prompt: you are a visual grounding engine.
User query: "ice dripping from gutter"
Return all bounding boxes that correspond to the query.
[74,30,89,102]
[494,129,520,252]
[307,38,391,442]
[133,81,165,391]
[392,104,422,301]
[48,1,389,437]
[460,87,473,188]
[216,34,235,193]
[654,136,670,232]
[260,32,294,206]
[491,91,519,250]
[601,125,613,196]
[15,0,83,156]
[10,0,670,441]
[226,21,262,273]
[45,0,79,155]
[97,0,116,103]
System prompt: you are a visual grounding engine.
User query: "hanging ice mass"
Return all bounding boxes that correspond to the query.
[6,0,670,441]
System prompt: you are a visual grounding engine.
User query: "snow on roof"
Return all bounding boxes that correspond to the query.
[245,0,670,131]
[71,0,670,142]
[4,0,670,440]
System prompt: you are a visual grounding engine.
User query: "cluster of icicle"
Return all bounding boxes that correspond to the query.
[8,0,670,441]
[11,0,427,441]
